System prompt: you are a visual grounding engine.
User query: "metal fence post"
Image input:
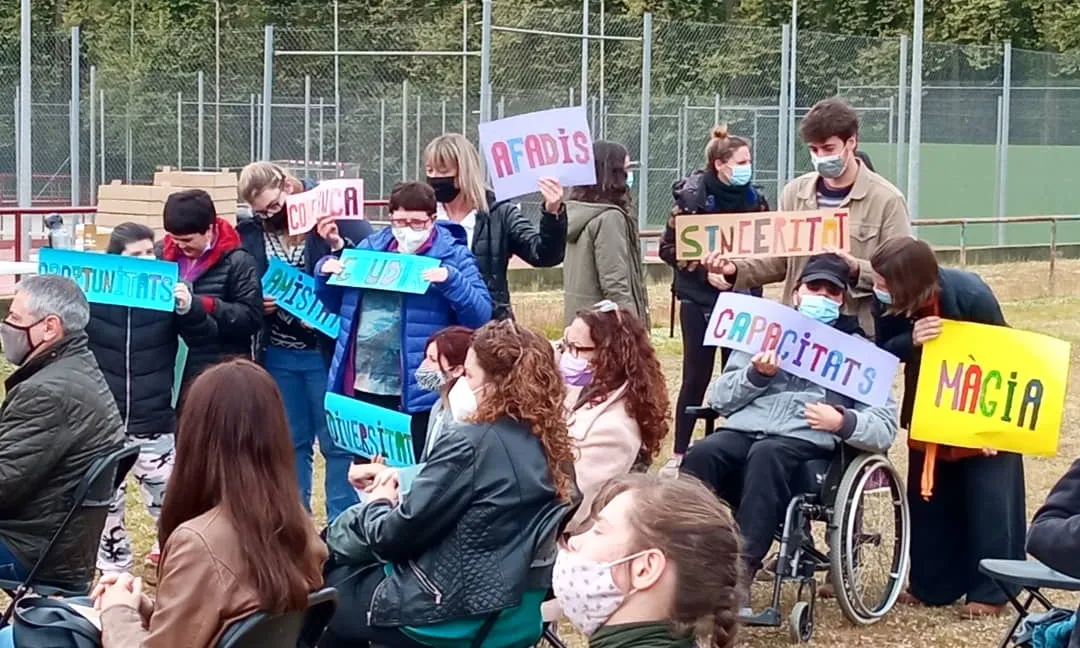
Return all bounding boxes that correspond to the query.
[261,24,274,161]
[461,0,468,135]
[177,91,183,168]
[197,70,205,171]
[99,90,105,184]
[215,0,221,168]
[1049,219,1057,294]
[379,98,386,197]
[906,0,924,223]
[778,25,790,189]
[479,0,492,123]
[255,93,262,160]
[441,99,447,135]
[18,0,31,211]
[304,75,312,177]
[318,96,325,164]
[415,95,422,180]
[401,80,409,181]
[896,35,908,193]
[333,0,341,165]
[580,0,589,108]
[249,93,256,162]
[89,65,96,202]
[997,41,1012,244]
[70,26,81,205]
[787,1,798,184]
[637,12,652,232]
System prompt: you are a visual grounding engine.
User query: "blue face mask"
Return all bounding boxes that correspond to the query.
[729,164,753,186]
[626,170,635,189]
[873,287,892,305]
[798,294,840,324]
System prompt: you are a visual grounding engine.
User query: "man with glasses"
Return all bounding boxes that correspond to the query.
[159,189,262,392]
[316,181,492,462]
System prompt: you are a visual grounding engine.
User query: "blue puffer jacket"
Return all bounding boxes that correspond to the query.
[316,222,493,413]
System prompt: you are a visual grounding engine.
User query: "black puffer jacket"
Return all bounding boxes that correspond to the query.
[0,333,125,586]
[660,169,768,307]
[87,303,198,437]
[328,417,567,626]
[472,195,567,320]
[159,218,263,386]
[1027,458,1080,648]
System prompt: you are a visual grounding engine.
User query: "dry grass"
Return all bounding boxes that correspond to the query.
[12,258,1080,647]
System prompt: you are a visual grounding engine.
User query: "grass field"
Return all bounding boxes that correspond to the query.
[11,258,1080,647]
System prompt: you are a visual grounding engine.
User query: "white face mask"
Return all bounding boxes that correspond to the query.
[393,226,431,254]
[552,549,649,637]
[447,377,479,421]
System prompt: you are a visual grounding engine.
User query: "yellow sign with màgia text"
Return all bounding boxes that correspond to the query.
[910,320,1069,456]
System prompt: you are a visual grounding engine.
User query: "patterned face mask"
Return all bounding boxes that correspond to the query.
[414,365,447,392]
[552,548,649,637]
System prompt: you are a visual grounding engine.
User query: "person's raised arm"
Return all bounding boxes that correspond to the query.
[837,395,900,454]
[1027,458,1080,579]
[507,180,568,268]
[209,253,263,342]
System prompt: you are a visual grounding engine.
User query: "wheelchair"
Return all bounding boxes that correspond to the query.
[684,406,911,643]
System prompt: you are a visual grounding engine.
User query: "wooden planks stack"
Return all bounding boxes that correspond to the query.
[94,168,238,234]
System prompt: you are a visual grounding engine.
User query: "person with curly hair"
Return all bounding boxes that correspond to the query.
[320,319,574,648]
[557,301,670,534]
[553,473,742,648]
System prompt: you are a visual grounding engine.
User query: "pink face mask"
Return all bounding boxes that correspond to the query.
[559,353,594,387]
[552,548,648,636]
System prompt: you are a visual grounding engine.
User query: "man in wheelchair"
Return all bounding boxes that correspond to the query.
[680,254,899,610]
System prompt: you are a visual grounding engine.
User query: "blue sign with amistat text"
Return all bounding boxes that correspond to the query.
[38,248,178,312]
[261,257,340,338]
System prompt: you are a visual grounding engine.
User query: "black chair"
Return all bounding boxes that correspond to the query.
[683,406,909,643]
[215,587,339,648]
[0,443,139,624]
[979,559,1080,648]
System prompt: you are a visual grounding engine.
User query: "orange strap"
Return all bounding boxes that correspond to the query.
[920,443,938,499]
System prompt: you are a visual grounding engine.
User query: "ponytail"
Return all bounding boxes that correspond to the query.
[705,124,751,170]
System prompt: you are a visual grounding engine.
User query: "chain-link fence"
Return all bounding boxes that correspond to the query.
[5,2,1080,245]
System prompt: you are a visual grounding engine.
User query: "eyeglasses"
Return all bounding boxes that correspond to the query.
[252,175,288,217]
[557,337,596,358]
[389,216,434,230]
[591,300,623,323]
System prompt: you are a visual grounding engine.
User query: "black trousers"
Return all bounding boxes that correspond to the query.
[907,449,1026,605]
[319,564,428,648]
[673,301,731,455]
[349,392,432,464]
[680,430,830,571]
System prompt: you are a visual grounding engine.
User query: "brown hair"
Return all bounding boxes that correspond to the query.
[389,181,438,216]
[424,133,490,213]
[705,124,750,170]
[799,98,859,144]
[592,474,742,648]
[568,140,631,213]
[426,325,473,400]
[160,359,323,613]
[470,320,575,501]
[870,237,940,316]
[574,308,669,461]
[238,161,300,205]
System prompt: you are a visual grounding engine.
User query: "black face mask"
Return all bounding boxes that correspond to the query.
[426,176,461,204]
[261,208,287,231]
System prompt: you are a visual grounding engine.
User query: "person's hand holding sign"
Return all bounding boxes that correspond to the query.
[912,316,943,347]
[320,259,344,276]
[702,252,737,277]
[538,177,564,214]
[316,215,345,252]
[805,402,844,433]
[706,273,732,291]
[422,267,450,283]
[173,282,192,315]
[750,350,780,377]
[263,296,278,314]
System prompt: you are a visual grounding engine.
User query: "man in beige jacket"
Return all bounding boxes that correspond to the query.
[704,98,911,336]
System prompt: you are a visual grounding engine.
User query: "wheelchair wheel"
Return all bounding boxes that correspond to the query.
[828,453,910,625]
[788,601,813,643]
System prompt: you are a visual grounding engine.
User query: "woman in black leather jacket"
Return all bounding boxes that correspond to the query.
[659,126,769,473]
[424,133,568,320]
[320,320,574,648]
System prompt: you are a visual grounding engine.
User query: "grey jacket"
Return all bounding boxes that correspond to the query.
[707,334,898,453]
[563,201,650,327]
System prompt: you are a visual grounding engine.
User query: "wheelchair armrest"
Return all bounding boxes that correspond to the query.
[684,406,720,422]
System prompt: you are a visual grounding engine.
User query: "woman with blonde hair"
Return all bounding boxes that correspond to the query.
[425,133,568,320]
[321,319,574,648]
[659,126,768,474]
[236,161,373,521]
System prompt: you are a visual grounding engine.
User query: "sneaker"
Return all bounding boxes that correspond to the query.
[658,456,682,478]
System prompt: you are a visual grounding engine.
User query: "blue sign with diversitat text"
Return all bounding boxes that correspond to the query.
[324,392,416,467]
[261,257,340,338]
[38,248,178,313]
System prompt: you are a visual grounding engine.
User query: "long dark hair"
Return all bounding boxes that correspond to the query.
[106,222,155,255]
[574,308,668,461]
[870,237,940,316]
[159,359,323,613]
[568,140,632,213]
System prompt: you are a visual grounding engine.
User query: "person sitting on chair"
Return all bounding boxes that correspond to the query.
[679,253,898,612]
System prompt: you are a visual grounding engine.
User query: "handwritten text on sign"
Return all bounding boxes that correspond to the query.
[325,392,415,466]
[704,292,898,406]
[261,257,340,338]
[327,249,439,294]
[478,106,597,201]
[286,178,365,235]
[911,320,1069,456]
[39,248,178,313]
[675,210,851,261]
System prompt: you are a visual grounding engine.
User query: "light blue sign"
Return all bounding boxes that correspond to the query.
[39,248,178,312]
[324,392,416,467]
[327,249,440,294]
[262,257,340,338]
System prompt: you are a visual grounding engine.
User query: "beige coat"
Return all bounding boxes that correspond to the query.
[731,163,912,335]
[564,383,642,535]
[101,506,327,648]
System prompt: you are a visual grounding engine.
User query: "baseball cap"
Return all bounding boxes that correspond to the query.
[799,253,850,290]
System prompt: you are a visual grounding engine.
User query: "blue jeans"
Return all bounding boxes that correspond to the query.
[0,538,28,583]
[265,346,357,522]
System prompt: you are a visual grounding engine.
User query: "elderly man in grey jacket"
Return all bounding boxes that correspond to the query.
[680,253,898,606]
[0,275,125,587]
